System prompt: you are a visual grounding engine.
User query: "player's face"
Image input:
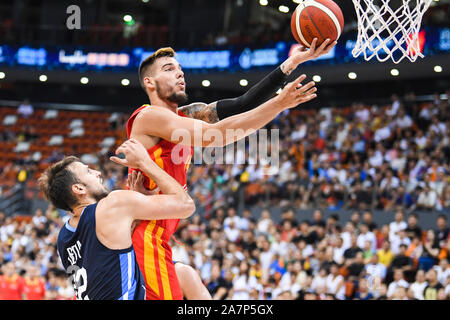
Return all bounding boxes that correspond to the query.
[28,265,39,278]
[4,263,14,276]
[69,162,109,202]
[153,57,188,105]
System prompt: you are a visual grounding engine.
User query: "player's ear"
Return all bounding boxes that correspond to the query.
[72,183,86,196]
[143,76,155,90]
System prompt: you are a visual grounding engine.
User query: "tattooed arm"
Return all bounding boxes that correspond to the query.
[179,38,336,122]
[178,102,219,123]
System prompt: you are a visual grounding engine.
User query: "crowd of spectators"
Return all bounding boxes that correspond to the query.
[0,208,74,300]
[169,207,449,300]
[0,206,448,300]
[187,91,449,215]
[4,91,448,214]
[0,89,449,300]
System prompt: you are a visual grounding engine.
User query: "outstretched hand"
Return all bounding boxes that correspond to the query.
[275,74,317,110]
[110,138,150,169]
[290,38,337,67]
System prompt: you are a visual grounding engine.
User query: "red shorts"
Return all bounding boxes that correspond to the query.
[132,220,183,300]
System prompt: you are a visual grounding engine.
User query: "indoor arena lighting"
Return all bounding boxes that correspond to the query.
[434,65,442,73]
[293,0,302,3]
[39,74,47,82]
[348,72,357,80]
[80,77,89,84]
[202,80,211,87]
[390,69,400,76]
[312,75,321,82]
[0,72,5,79]
[279,5,289,13]
[239,79,248,87]
[121,78,130,86]
[142,0,150,3]
[123,15,133,23]
[259,0,268,6]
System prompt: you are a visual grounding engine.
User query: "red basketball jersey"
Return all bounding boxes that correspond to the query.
[0,274,24,300]
[22,278,46,300]
[126,104,193,300]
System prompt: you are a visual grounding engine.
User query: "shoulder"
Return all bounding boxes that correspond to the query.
[56,225,67,242]
[129,105,151,121]
[98,190,135,210]
[180,102,208,107]
[178,102,208,114]
[57,221,74,246]
[134,105,171,122]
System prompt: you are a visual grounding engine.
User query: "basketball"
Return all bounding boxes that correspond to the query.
[291,0,344,48]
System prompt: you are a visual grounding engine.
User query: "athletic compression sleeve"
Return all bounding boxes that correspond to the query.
[216,66,288,120]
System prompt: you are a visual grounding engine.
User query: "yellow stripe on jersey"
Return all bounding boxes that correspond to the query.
[145,147,163,191]
[144,221,159,296]
[153,147,164,169]
[155,226,172,300]
[185,154,192,172]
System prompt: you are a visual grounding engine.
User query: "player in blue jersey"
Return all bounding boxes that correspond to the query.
[38,139,195,300]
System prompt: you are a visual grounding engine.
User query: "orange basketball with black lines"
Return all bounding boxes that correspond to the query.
[291,0,344,48]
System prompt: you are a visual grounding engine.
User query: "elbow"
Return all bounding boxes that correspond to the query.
[181,197,196,219]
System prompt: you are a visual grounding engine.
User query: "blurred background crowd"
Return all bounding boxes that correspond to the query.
[0,89,449,299]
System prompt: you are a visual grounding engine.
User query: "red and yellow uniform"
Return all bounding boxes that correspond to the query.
[127,105,193,300]
[0,274,24,300]
[23,277,46,300]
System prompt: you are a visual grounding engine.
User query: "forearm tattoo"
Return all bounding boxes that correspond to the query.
[178,102,219,123]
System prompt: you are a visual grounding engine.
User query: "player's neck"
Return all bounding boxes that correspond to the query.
[148,95,178,113]
[69,200,95,228]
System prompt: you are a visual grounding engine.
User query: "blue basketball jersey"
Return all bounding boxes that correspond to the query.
[57,203,146,300]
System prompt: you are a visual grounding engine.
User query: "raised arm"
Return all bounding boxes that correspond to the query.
[178,38,335,123]
[107,139,195,221]
[133,74,317,148]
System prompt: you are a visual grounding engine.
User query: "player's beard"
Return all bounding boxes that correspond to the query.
[156,81,188,105]
[168,91,188,105]
[91,187,109,202]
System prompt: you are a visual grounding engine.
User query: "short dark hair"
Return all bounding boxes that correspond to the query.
[330,214,339,221]
[300,220,310,226]
[138,47,175,89]
[437,214,447,221]
[38,156,81,211]
[409,213,418,219]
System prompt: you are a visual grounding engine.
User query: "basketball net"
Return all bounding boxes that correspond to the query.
[351,0,433,63]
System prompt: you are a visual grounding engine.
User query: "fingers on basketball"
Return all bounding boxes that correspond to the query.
[291,0,344,48]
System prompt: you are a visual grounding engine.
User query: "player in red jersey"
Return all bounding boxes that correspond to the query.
[128,40,335,300]
[0,262,25,300]
[22,265,46,300]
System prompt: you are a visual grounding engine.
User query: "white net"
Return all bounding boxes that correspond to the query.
[352,0,433,63]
